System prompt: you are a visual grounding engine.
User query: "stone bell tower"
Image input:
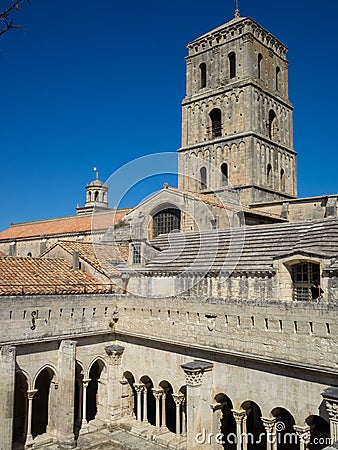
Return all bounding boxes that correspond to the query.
[178,11,297,205]
[76,168,110,215]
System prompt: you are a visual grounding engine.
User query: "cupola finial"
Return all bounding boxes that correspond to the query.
[235,0,240,17]
[93,166,99,180]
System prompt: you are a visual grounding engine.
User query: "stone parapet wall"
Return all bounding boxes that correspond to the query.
[0,294,336,373]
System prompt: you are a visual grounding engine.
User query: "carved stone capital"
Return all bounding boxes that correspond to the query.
[232,409,246,424]
[82,378,91,388]
[152,388,164,400]
[27,389,38,400]
[134,383,145,394]
[293,425,311,444]
[181,360,213,386]
[261,417,277,433]
[105,345,125,365]
[321,387,338,421]
[326,401,338,421]
[173,393,185,406]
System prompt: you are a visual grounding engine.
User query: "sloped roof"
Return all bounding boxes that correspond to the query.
[145,219,338,274]
[0,256,114,296]
[0,210,128,241]
[41,240,129,276]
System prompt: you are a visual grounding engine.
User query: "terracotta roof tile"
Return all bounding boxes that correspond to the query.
[42,241,129,276]
[0,256,117,296]
[0,210,128,240]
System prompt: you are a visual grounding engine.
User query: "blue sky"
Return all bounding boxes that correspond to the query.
[0,0,337,231]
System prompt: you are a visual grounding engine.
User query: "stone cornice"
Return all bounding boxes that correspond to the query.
[182,80,293,110]
[178,131,297,156]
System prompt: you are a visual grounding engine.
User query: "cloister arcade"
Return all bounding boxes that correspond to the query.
[11,356,331,450]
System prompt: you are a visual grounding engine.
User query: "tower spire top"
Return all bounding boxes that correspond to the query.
[93,166,99,180]
[235,0,240,17]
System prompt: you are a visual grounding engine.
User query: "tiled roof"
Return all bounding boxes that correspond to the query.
[145,219,338,273]
[172,188,285,221]
[42,241,129,276]
[0,210,128,240]
[0,256,115,296]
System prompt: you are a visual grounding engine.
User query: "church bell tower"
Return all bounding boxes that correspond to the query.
[178,12,297,205]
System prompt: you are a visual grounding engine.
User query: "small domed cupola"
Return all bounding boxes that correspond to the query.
[76,167,110,215]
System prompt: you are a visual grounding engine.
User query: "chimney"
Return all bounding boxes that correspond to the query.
[73,251,80,271]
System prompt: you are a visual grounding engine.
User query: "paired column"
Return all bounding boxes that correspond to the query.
[294,425,311,450]
[152,388,163,429]
[25,389,38,448]
[261,417,277,450]
[105,345,125,422]
[232,410,247,450]
[173,393,185,435]
[134,383,144,422]
[143,385,148,423]
[322,387,338,443]
[181,360,214,449]
[0,345,16,450]
[161,391,168,430]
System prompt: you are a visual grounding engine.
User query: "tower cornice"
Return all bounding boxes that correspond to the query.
[187,17,288,60]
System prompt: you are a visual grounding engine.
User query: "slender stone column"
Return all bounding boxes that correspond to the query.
[25,389,38,448]
[134,384,144,422]
[294,425,311,450]
[242,412,248,450]
[182,398,187,437]
[143,385,148,423]
[161,392,168,430]
[261,417,277,450]
[173,393,185,435]
[105,345,125,422]
[232,410,246,450]
[0,345,16,450]
[76,378,83,427]
[322,387,338,442]
[152,389,163,430]
[81,379,91,430]
[56,340,77,448]
[181,360,214,449]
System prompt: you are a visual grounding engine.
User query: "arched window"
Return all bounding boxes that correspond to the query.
[221,163,228,186]
[228,52,236,78]
[267,164,272,187]
[200,167,207,190]
[209,108,222,138]
[280,169,285,191]
[276,66,281,91]
[291,262,320,301]
[94,191,99,202]
[268,110,277,140]
[258,53,263,79]
[200,63,207,88]
[152,208,181,238]
[88,192,91,202]
[27,252,32,257]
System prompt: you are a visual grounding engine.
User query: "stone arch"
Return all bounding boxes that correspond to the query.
[241,400,266,450]
[32,364,58,387]
[271,407,298,450]
[32,367,57,439]
[13,370,28,446]
[305,415,330,450]
[87,358,107,422]
[214,393,236,450]
[159,380,176,433]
